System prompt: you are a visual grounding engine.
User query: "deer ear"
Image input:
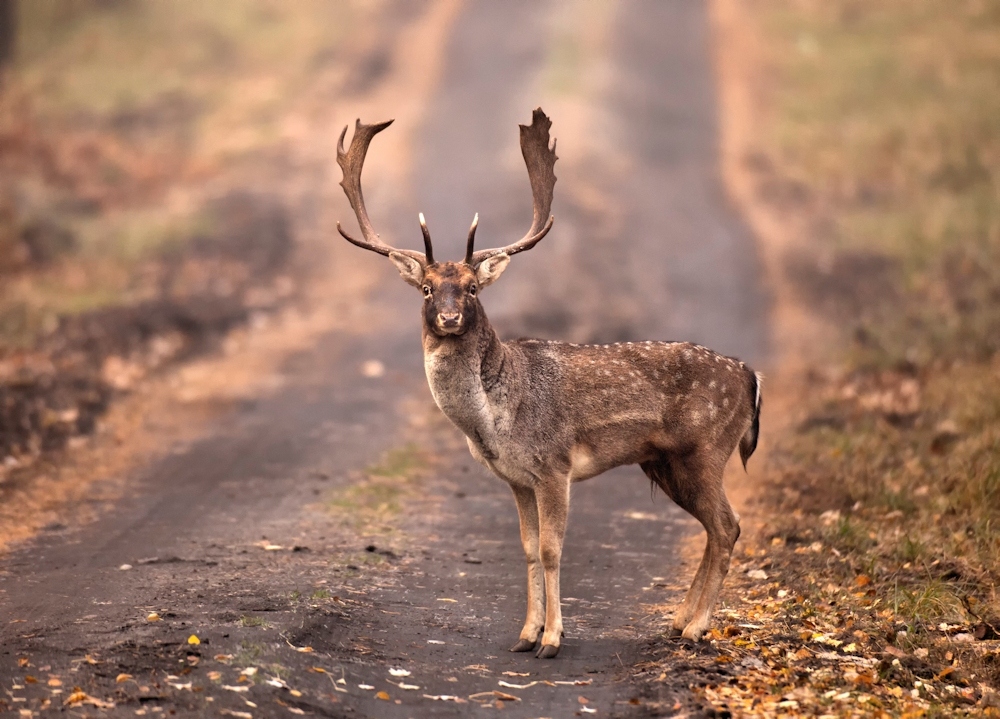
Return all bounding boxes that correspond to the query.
[388,251,425,287]
[475,253,510,288]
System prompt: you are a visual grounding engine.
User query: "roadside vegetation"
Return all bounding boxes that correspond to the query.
[650,1,1000,715]
[0,1,360,473]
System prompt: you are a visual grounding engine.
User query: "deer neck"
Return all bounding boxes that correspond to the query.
[421,312,511,459]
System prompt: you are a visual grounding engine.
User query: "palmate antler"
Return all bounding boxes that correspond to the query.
[337,109,557,267]
[467,108,557,266]
[336,119,431,264]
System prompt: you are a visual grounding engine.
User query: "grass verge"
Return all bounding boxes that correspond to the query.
[675,0,1000,715]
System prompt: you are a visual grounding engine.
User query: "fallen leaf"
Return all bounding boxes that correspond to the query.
[207,671,222,681]
[855,575,872,587]
[146,613,161,622]
[63,691,114,709]
[220,711,253,719]
[498,680,538,689]
[389,668,411,677]
[240,668,258,677]
[423,694,464,702]
[288,708,305,716]
[187,634,200,645]
[502,671,530,677]
[294,646,314,653]
[215,654,234,663]
[359,684,375,690]
[578,695,590,704]
[47,677,62,687]
[24,676,37,684]
[376,691,390,701]
[426,639,445,644]
[396,682,420,690]
[436,598,457,603]
[580,707,597,715]
[308,667,327,674]
[289,689,302,697]
[223,685,250,693]
[17,658,29,667]
[493,691,520,702]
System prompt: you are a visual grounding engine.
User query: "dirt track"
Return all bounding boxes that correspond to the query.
[0,2,767,717]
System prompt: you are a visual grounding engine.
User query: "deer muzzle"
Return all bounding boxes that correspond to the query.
[437,312,463,333]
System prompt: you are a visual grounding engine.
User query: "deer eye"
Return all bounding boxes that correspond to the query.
[469,285,477,297]
[422,286,432,297]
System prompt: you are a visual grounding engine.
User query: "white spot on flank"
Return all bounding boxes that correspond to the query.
[723,398,730,408]
[692,380,699,389]
[709,380,716,388]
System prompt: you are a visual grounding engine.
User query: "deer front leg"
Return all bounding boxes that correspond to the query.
[509,484,544,652]
[535,478,569,658]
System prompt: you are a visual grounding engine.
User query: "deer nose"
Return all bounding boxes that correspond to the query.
[438,312,462,326]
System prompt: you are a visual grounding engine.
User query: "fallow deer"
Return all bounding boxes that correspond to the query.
[336,109,762,658]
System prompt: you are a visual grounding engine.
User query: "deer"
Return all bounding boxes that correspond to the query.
[335,108,762,659]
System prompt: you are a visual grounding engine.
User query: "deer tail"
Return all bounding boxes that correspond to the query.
[739,370,763,470]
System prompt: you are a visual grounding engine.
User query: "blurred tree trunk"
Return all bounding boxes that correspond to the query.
[0,0,15,69]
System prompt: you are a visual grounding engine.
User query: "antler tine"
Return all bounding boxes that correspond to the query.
[469,108,557,266]
[464,213,479,264]
[336,119,426,263]
[418,213,434,264]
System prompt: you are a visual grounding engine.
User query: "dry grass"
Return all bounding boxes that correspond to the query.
[709,0,1000,712]
[0,0,365,347]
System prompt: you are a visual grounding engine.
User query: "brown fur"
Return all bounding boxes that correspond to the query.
[416,261,760,657]
[336,110,761,659]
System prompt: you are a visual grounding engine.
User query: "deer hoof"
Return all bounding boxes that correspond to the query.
[536,644,560,659]
[681,624,706,642]
[509,639,537,652]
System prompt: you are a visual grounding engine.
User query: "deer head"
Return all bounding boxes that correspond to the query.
[336,109,558,337]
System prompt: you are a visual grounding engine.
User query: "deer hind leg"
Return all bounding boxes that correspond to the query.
[642,458,709,635]
[509,484,544,652]
[534,477,570,658]
[643,454,740,641]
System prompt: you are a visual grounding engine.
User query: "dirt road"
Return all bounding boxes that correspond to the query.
[0,2,767,717]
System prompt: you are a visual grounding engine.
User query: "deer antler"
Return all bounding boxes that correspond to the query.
[468,108,557,266]
[336,119,428,264]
